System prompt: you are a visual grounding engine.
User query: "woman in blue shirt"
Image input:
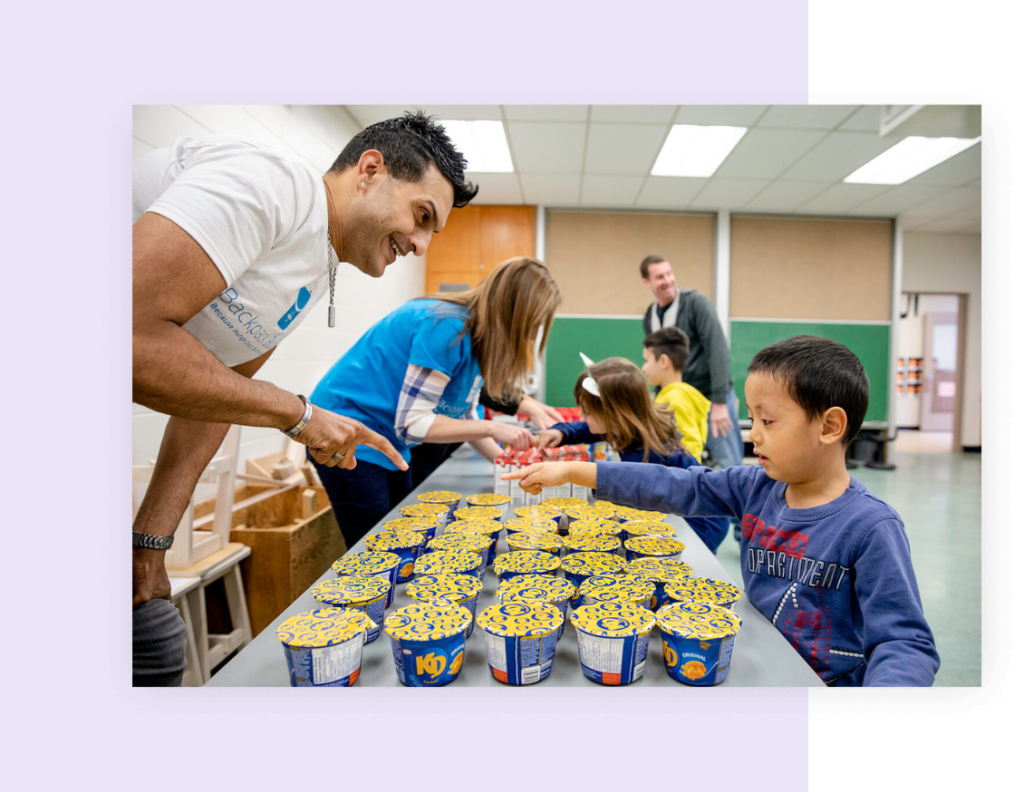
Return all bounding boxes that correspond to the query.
[310,257,562,547]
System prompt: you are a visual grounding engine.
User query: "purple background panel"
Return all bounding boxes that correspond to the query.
[2,0,809,788]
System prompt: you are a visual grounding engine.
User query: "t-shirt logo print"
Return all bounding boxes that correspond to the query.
[277,287,312,330]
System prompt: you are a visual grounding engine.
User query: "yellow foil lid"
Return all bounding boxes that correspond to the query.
[384,602,473,641]
[446,520,502,537]
[560,551,625,577]
[564,504,601,521]
[664,577,743,607]
[405,573,482,604]
[364,530,424,552]
[656,601,742,639]
[626,557,693,576]
[465,493,512,507]
[476,601,563,637]
[567,518,621,536]
[563,534,621,554]
[311,575,391,606]
[615,506,669,522]
[493,550,561,577]
[542,497,589,512]
[383,517,439,534]
[577,574,655,607]
[506,531,564,554]
[399,504,448,519]
[591,501,621,519]
[570,601,656,638]
[427,533,491,554]
[453,506,502,522]
[413,550,482,577]
[513,505,561,521]
[277,607,375,648]
[418,491,462,505]
[620,520,677,539]
[332,551,402,577]
[503,517,559,534]
[497,573,577,605]
[624,536,685,557]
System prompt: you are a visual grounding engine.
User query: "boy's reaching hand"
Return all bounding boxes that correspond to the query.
[501,461,597,495]
[535,429,564,448]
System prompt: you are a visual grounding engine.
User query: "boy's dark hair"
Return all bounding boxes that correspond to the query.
[639,254,667,279]
[643,326,691,373]
[329,111,479,208]
[748,335,869,447]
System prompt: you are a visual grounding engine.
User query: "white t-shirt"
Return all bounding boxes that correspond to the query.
[133,135,331,367]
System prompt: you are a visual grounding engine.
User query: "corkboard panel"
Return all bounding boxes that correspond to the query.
[545,211,715,315]
[730,216,892,321]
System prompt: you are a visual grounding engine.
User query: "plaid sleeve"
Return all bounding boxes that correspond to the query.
[395,364,451,445]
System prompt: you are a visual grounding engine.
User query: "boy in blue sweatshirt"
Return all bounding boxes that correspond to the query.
[505,336,939,686]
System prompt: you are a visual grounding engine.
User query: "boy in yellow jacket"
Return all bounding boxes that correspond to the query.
[641,327,710,460]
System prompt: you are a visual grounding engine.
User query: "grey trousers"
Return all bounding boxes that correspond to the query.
[133,597,188,687]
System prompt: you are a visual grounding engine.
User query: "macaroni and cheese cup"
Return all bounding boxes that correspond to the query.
[619,520,678,543]
[591,501,621,521]
[427,532,492,561]
[506,530,564,555]
[465,493,512,516]
[311,575,391,642]
[563,534,621,556]
[405,573,483,638]
[503,517,560,535]
[560,551,625,606]
[577,574,657,610]
[623,536,685,563]
[364,530,424,583]
[383,602,473,687]
[446,519,503,565]
[615,506,669,523]
[476,601,563,685]
[496,573,577,641]
[625,560,694,610]
[493,550,561,582]
[453,505,503,523]
[542,497,589,535]
[664,577,743,611]
[396,505,449,540]
[513,505,562,528]
[570,601,656,686]
[563,504,601,526]
[657,602,743,686]
[331,551,402,608]
[413,549,485,581]
[418,491,463,525]
[567,518,622,539]
[276,607,375,687]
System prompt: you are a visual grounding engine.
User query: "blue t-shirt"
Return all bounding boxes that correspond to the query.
[596,462,940,686]
[310,300,482,470]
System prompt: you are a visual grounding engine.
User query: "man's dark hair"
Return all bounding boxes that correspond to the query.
[644,327,690,373]
[747,335,869,447]
[329,111,479,208]
[640,254,667,279]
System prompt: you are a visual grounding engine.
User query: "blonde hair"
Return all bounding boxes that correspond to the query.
[574,357,679,462]
[421,257,562,402]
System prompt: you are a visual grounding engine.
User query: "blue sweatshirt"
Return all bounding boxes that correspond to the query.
[596,461,940,687]
[551,421,730,554]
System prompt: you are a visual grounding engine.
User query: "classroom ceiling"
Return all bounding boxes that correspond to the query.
[342,105,981,234]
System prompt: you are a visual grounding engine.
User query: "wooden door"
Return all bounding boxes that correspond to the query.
[425,206,536,293]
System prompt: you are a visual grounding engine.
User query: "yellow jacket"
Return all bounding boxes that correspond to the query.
[654,382,710,459]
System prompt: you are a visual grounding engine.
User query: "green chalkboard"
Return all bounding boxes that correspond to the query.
[730,320,890,424]
[544,316,647,408]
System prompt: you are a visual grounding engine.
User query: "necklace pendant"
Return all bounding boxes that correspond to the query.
[328,304,336,328]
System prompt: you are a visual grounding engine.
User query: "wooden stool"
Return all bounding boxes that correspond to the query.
[169,576,202,687]
[171,543,253,684]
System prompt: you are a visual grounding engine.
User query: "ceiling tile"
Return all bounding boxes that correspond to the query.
[689,179,770,209]
[757,105,861,130]
[742,181,831,212]
[673,106,768,126]
[838,106,883,132]
[782,131,900,181]
[849,184,951,216]
[795,183,891,214]
[519,173,582,204]
[343,105,502,126]
[903,143,982,187]
[467,172,523,204]
[508,122,587,173]
[584,123,669,175]
[503,105,589,121]
[590,105,678,124]
[714,128,828,180]
[635,176,708,208]
[580,174,645,205]
[900,187,981,219]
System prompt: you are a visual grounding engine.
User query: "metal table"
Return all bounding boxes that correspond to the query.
[209,446,824,687]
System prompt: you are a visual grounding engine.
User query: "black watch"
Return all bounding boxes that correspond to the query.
[132,531,174,550]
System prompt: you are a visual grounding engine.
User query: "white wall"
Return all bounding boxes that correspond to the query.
[901,232,981,447]
[132,106,427,501]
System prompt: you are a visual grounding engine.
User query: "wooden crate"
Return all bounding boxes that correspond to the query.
[194,484,346,635]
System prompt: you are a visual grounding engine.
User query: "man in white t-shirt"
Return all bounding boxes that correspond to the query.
[132,112,478,685]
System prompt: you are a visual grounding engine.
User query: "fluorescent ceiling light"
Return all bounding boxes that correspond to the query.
[650,124,747,178]
[844,136,981,185]
[440,119,514,173]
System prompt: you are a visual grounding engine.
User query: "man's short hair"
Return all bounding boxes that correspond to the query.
[747,335,869,447]
[643,327,690,373]
[329,111,479,208]
[640,254,667,279]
